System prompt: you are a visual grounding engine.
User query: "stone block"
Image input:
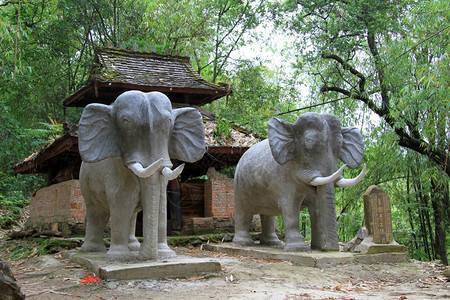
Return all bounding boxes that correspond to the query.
[67,252,221,280]
[363,185,393,244]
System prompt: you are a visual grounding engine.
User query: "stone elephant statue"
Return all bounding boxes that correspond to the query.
[233,112,366,251]
[78,91,205,261]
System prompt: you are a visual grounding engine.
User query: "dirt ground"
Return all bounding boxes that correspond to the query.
[3,243,449,300]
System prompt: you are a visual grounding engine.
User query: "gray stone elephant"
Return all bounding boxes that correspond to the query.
[233,112,366,251]
[78,91,205,261]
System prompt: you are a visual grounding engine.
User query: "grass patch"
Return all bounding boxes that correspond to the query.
[0,237,82,261]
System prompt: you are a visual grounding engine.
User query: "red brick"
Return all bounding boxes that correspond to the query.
[204,179,234,219]
[27,180,85,235]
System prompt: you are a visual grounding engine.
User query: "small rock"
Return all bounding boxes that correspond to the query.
[0,259,25,300]
[36,256,63,269]
[443,266,450,280]
[107,282,118,289]
[344,227,368,252]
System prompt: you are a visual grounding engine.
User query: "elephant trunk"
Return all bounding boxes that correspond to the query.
[310,183,339,250]
[137,163,179,261]
[138,175,159,260]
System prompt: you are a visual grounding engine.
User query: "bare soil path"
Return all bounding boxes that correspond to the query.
[3,244,449,300]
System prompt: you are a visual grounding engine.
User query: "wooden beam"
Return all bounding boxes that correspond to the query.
[206,147,248,155]
[14,136,79,174]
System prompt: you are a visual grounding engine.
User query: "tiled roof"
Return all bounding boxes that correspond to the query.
[64,47,231,107]
[13,112,262,175]
[94,47,224,92]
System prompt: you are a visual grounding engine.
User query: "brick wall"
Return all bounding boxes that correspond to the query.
[25,178,237,236]
[204,178,234,219]
[26,180,85,236]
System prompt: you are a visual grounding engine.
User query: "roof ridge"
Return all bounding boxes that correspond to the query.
[94,46,191,63]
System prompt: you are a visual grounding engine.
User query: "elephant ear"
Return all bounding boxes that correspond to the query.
[169,107,206,163]
[78,103,120,162]
[340,127,364,169]
[268,117,296,165]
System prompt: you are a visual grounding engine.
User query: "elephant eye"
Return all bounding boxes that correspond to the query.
[162,116,172,129]
[304,137,315,149]
[121,117,130,126]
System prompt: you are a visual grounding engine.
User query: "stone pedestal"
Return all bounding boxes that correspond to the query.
[67,252,221,280]
[204,243,409,268]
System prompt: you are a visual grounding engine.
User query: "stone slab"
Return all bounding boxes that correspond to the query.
[67,252,221,280]
[356,236,409,254]
[204,243,409,268]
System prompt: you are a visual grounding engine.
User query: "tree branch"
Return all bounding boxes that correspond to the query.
[322,53,366,93]
[367,27,389,115]
[277,97,349,116]
[320,53,449,176]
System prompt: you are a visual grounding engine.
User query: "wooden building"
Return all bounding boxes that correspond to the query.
[14,47,260,236]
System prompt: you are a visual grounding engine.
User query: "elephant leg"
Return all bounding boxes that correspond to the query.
[260,215,283,246]
[158,176,176,259]
[107,206,136,261]
[232,204,254,246]
[81,201,109,252]
[106,186,138,261]
[282,197,311,251]
[128,209,141,251]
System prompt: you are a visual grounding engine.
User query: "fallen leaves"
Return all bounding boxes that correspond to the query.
[27,289,83,298]
[180,275,207,282]
[327,281,371,292]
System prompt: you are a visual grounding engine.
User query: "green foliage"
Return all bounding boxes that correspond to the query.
[142,0,267,82]
[219,166,236,178]
[214,117,233,143]
[276,216,285,234]
[274,0,449,264]
[0,0,447,265]
[206,59,299,136]
[1,238,82,260]
[276,210,311,242]
[9,243,34,260]
[37,238,81,255]
[0,0,271,230]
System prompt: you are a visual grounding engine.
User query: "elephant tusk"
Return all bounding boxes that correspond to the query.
[336,164,366,188]
[127,158,164,178]
[310,164,346,186]
[161,164,185,181]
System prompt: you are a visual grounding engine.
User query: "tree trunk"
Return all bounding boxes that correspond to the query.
[411,164,432,260]
[430,178,449,265]
[406,170,419,250]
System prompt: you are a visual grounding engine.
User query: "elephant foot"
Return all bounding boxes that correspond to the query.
[233,238,254,246]
[260,235,283,247]
[284,242,311,252]
[158,243,176,259]
[106,249,137,261]
[128,240,141,251]
[81,242,107,253]
[233,232,254,246]
[312,243,339,251]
